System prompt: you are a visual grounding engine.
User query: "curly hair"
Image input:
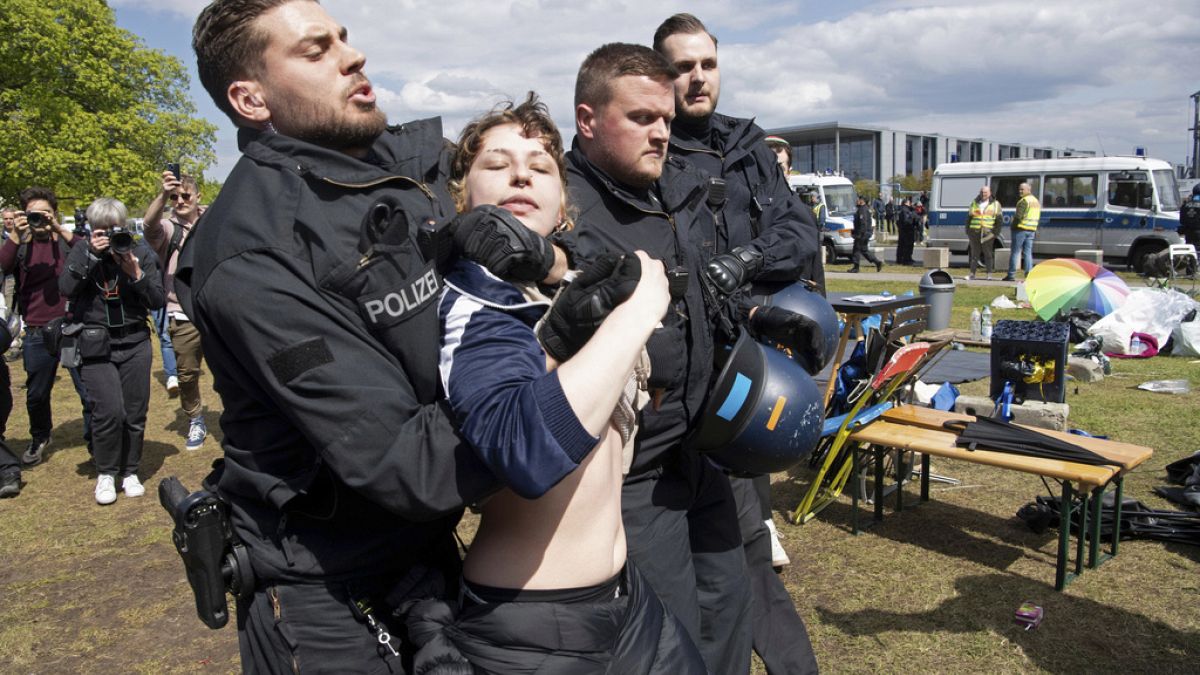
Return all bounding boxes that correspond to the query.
[449,92,572,228]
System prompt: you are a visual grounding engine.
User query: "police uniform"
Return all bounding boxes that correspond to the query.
[558,146,753,675]
[175,122,498,672]
[671,114,820,674]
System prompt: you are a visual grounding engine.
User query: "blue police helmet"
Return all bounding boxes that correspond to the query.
[691,331,824,476]
[762,282,840,373]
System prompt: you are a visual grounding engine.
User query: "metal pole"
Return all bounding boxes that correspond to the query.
[1190,90,1200,179]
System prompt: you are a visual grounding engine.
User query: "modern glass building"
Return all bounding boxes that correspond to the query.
[765,121,1094,187]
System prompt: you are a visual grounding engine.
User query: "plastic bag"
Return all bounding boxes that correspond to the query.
[991,295,1017,309]
[1059,308,1102,344]
[1171,309,1200,357]
[1136,379,1191,394]
[1088,289,1200,355]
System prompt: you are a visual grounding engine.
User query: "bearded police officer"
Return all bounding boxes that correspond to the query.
[654,14,820,674]
[185,1,571,670]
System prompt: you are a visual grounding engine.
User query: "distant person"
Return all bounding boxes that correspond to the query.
[59,198,164,504]
[871,194,884,232]
[764,135,792,174]
[0,187,90,467]
[965,185,1000,280]
[1003,181,1040,281]
[884,196,895,235]
[144,170,208,450]
[0,291,20,498]
[895,198,918,265]
[1180,183,1200,246]
[849,196,882,272]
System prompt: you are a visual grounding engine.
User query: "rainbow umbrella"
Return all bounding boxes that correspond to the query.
[1025,258,1130,320]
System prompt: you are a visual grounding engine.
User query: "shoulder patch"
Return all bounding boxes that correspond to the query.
[268,337,334,384]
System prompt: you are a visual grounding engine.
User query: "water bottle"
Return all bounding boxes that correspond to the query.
[1130,335,1144,355]
[970,307,982,341]
[981,306,993,341]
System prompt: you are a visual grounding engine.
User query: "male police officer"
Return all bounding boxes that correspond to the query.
[558,43,753,674]
[965,185,1000,280]
[186,1,572,670]
[654,14,820,674]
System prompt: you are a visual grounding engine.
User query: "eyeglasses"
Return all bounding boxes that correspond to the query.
[169,193,194,202]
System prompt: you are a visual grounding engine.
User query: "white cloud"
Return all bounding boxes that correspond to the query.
[143,0,1198,179]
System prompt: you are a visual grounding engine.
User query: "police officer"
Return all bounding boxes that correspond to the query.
[557,42,753,675]
[1004,182,1040,281]
[186,1,566,670]
[1180,182,1200,246]
[653,14,820,674]
[965,185,1001,280]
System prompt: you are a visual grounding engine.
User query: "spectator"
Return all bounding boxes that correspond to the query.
[0,187,91,467]
[884,196,895,235]
[59,197,164,504]
[144,171,207,449]
[0,292,20,498]
[764,135,792,175]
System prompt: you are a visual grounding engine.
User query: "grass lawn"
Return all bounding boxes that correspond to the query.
[0,269,1197,673]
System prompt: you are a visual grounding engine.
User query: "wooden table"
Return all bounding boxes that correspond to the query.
[847,405,1154,590]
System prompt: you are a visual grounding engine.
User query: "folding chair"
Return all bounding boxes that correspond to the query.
[791,341,932,524]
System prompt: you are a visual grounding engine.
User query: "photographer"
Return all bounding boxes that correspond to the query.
[0,187,90,467]
[59,198,164,505]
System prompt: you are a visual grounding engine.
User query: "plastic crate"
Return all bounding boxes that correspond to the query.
[989,320,1070,403]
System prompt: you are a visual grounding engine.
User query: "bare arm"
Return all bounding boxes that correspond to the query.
[143,170,179,236]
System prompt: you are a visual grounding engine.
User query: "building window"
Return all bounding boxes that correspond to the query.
[905,138,914,175]
[998,145,1020,160]
[1033,148,1052,159]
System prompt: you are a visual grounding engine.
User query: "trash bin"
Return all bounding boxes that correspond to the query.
[919,269,955,330]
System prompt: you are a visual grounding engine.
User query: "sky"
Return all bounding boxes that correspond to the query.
[111,0,1200,184]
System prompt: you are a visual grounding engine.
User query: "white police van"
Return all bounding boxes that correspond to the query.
[787,173,870,262]
[929,157,1183,270]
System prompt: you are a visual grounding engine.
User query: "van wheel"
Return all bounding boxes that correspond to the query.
[1128,242,1165,273]
[824,241,838,264]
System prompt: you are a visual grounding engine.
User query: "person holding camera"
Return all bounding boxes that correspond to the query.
[0,187,91,467]
[144,169,207,450]
[59,198,164,505]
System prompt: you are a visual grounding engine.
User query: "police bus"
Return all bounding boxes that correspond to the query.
[787,173,870,262]
[928,157,1183,270]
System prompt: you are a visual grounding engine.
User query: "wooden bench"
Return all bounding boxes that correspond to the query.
[848,405,1154,590]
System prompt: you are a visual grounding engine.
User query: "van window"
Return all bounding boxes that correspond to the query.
[938,177,983,207]
[990,176,1041,207]
[1107,171,1151,209]
[1043,174,1097,208]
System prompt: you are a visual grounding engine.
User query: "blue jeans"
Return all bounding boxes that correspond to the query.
[153,308,177,379]
[1008,229,1035,277]
[23,329,92,445]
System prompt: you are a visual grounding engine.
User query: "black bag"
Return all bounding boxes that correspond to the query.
[41,316,66,358]
[78,325,111,361]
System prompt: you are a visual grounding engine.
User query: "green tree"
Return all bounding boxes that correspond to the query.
[853,179,880,201]
[0,0,216,214]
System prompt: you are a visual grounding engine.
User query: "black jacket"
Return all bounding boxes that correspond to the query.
[853,204,873,241]
[59,240,164,344]
[669,113,820,294]
[558,147,716,474]
[175,122,497,582]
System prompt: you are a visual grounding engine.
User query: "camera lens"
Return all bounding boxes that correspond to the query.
[26,212,45,227]
[111,231,134,255]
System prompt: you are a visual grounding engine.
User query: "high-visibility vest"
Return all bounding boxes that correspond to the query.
[812,203,825,219]
[1015,194,1041,231]
[968,199,1001,230]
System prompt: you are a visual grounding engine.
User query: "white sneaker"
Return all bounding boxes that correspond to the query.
[186,416,207,451]
[765,518,791,568]
[166,375,180,397]
[122,475,145,498]
[95,475,117,505]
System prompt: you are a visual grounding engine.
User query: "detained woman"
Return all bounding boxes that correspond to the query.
[59,198,164,504]
[435,94,704,673]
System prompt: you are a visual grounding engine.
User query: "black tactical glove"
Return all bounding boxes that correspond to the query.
[748,305,824,374]
[705,246,764,296]
[538,253,641,362]
[452,204,555,282]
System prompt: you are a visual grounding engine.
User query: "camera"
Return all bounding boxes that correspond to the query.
[108,226,134,255]
[73,208,89,238]
[26,211,46,228]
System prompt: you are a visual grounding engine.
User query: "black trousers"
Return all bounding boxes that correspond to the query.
[731,475,820,674]
[0,360,17,473]
[622,452,752,675]
[851,238,879,266]
[237,575,407,675]
[896,229,916,265]
[79,338,151,477]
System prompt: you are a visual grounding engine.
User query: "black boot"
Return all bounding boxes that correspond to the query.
[847,266,860,273]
